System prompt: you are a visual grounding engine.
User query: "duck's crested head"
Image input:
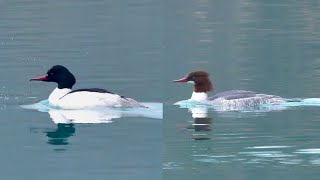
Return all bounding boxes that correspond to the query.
[30,65,76,89]
[173,70,213,92]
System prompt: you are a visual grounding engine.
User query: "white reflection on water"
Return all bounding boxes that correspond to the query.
[21,100,163,124]
[239,151,295,158]
[23,100,162,147]
[162,162,184,170]
[246,145,293,149]
[172,100,320,167]
[190,148,320,166]
[295,149,320,154]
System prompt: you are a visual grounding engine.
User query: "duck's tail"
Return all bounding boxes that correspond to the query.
[121,97,148,108]
[283,98,320,107]
[285,98,302,102]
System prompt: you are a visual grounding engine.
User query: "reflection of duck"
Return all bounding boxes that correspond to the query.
[173,71,301,110]
[187,106,212,140]
[24,102,162,147]
[30,123,75,147]
[22,101,162,124]
[48,109,116,124]
[30,65,145,109]
[47,102,162,124]
[46,123,75,145]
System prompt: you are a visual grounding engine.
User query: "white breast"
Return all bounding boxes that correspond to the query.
[48,88,72,106]
[190,92,208,101]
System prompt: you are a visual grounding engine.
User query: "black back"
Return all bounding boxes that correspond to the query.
[60,88,126,99]
[68,88,115,94]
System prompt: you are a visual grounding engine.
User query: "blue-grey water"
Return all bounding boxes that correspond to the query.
[0,1,162,180]
[164,1,320,180]
[2,0,320,180]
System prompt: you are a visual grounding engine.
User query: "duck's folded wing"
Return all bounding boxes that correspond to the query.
[209,90,258,101]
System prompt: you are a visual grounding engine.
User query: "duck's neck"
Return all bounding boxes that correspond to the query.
[48,87,72,106]
[190,92,208,101]
[191,79,212,101]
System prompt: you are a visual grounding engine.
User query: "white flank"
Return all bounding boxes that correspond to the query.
[48,88,143,109]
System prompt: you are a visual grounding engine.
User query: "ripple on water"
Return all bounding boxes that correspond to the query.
[279,159,303,165]
[295,148,320,154]
[246,145,293,149]
[188,147,320,166]
[163,162,184,170]
[192,154,236,164]
[239,151,295,158]
[310,159,320,165]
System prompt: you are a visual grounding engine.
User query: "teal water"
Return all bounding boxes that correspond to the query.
[2,0,320,179]
[164,1,320,180]
[0,1,162,179]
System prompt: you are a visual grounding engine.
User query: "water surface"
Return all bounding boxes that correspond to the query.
[0,1,162,179]
[164,1,320,180]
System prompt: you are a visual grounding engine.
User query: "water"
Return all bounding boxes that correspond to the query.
[0,1,162,179]
[2,0,320,179]
[164,1,320,180]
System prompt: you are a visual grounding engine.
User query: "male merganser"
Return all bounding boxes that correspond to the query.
[173,71,297,108]
[30,65,146,109]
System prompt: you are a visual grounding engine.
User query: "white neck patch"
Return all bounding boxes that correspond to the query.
[190,92,208,101]
[48,88,72,106]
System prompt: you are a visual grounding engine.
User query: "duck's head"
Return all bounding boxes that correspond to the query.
[30,65,76,89]
[173,71,213,93]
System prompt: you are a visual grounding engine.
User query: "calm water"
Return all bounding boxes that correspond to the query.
[0,1,162,180]
[2,0,320,180]
[164,1,320,180]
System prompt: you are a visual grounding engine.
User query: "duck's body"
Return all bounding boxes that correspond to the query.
[207,90,286,107]
[31,65,145,109]
[173,71,295,109]
[48,87,144,109]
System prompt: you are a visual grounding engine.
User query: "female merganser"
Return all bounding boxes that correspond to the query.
[173,71,296,108]
[30,65,146,109]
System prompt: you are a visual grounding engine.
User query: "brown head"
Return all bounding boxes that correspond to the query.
[173,71,213,92]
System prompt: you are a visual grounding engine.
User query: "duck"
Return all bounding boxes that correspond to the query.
[173,71,299,109]
[30,65,146,109]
